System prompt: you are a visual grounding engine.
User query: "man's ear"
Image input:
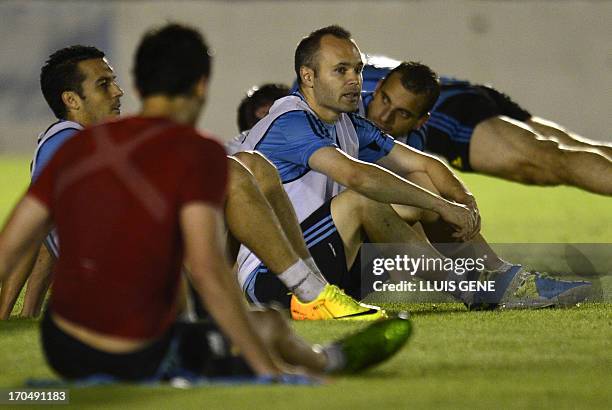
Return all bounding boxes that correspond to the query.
[195,76,209,98]
[300,66,315,88]
[61,91,81,112]
[416,112,430,129]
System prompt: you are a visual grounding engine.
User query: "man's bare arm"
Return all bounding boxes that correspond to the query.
[21,244,55,318]
[0,196,51,283]
[0,196,52,288]
[308,146,476,240]
[180,202,281,376]
[376,141,475,205]
[0,242,40,319]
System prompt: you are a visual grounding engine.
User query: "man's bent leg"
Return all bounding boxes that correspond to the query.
[225,157,298,274]
[330,190,451,282]
[398,170,507,271]
[21,244,55,318]
[233,151,311,261]
[526,117,612,160]
[470,116,612,195]
[225,157,326,304]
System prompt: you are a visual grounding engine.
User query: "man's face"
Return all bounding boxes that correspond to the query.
[74,58,123,125]
[310,35,363,115]
[367,72,429,137]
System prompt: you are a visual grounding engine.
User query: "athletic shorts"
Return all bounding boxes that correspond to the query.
[244,197,360,307]
[426,85,532,171]
[41,309,252,381]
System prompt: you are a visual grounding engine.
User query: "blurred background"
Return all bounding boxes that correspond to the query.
[1,0,610,153]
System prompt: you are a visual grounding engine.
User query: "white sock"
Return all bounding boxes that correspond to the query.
[304,256,329,283]
[277,259,326,302]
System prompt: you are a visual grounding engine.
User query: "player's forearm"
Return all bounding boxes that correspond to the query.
[425,158,473,203]
[191,264,280,376]
[21,244,55,318]
[350,162,451,213]
[0,241,40,319]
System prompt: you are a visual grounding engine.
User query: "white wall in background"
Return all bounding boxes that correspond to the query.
[1,0,610,153]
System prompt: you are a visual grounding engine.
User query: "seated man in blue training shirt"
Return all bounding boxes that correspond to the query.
[0,45,123,319]
[229,25,592,311]
[0,46,380,322]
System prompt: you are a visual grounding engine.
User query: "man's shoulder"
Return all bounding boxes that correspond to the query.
[38,120,83,144]
[98,116,204,141]
[255,107,318,137]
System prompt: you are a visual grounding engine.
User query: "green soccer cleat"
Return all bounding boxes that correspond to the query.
[328,313,413,374]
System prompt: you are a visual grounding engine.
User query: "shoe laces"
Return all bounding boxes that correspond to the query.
[326,285,361,309]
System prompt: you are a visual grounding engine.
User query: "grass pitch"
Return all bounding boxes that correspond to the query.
[0,156,611,409]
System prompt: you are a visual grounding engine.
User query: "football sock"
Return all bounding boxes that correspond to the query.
[304,256,329,283]
[278,259,326,302]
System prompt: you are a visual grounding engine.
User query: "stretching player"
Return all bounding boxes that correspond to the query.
[0,23,409,381]
[360,56,612,195]
[228,25,591,311]
[0,48,382,321]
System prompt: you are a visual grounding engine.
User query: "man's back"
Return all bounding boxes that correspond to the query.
[29,117,228,339]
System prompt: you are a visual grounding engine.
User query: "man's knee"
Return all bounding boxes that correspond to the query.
[233,151,279,183]
[338,190,400,223]
[228,155,265,192]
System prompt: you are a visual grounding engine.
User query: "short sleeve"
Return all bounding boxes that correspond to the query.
[179,137,228,207]
[257,111,337,168]
[350,114,395,163]
[28,150,60,210]
[256,111,337,182]
[32,128,78,181]
[405,127,427,151]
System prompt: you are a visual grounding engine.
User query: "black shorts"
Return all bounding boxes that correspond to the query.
[425,85,532,171]
[41,309,252,381]
[245,197,361,307]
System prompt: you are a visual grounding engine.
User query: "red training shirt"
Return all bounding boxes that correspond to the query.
[28,117,228,339]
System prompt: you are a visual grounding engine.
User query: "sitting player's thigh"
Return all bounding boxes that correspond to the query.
[391,171,440,224]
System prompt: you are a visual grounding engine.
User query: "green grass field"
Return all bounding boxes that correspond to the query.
[0,156,611,409]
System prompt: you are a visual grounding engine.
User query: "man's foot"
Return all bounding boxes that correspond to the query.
[466,265,591,310]
[323,314,412,374]
[499,271,591,310]
[290,284,387,320]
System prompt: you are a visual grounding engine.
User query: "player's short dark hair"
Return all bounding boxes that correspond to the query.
[40,45,105,119]
[237,83,290,131]
[294,25,352,86]
[384,62,440,116]
[134,23,212,98]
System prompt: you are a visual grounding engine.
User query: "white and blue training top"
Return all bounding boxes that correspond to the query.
[226,92,395,289]
[31,120,83,257]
